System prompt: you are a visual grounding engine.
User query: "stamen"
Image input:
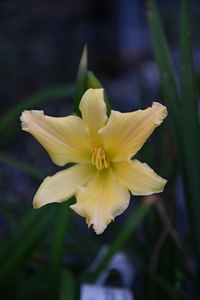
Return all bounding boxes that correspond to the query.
[91,139,109,170]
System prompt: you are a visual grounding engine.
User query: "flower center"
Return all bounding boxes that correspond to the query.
[91,139,109,171]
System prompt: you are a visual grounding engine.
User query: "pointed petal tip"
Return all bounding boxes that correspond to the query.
[94,226,107,235]
[79,88,107,137]
[79,88,104,111]
[70,202,113,235]
[20,110,44,131]
[20,110,29,130]
[93,217,115,234]
[81,216,106,235]
[152,102,168,124]
[92,217,115,235]
[89,219,108,235]
[114,160,167,196]
[33,197,43,209]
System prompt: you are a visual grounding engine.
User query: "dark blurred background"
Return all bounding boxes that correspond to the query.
[0,0,200,240]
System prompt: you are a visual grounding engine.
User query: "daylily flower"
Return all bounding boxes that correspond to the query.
[20,88,167,234]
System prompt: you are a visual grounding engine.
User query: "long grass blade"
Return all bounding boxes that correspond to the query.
[147,0,200,274]
[74,45,87,116]
[0,205,55,289]
[180,0,200,262]
[0,84,74,131]
[146,0,192,233]
[81,202,151,283]
[60,269,77,300]
[48,200,73,300]
[0,151,47,180]
[146,0,182,149]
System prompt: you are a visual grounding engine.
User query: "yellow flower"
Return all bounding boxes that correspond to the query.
[20,88,167,234]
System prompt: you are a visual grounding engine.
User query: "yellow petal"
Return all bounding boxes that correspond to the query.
[113,160,167,195]
[33,163,96,208]
[79,89,108,139]
[21,111,92,166]
[70,168,130,234]
[99,102,167,162]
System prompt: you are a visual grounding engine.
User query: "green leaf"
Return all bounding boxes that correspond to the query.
[147,0,200,273]
[0,84,74,132]
[81,203,151,283]
[0,84,74,147]
[0,206,44,258]
[180,0,200,262]
[146,0,181,148]
[74,45,87,116]
[146,0,189,209]
[0,205,55,290]
[60,269,77,300]
[25,268,47,298]
[0,151,47,180]
[143,268,185,300]
[48,199,74,300]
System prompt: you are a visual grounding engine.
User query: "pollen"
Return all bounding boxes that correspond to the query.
[91,139,109,170]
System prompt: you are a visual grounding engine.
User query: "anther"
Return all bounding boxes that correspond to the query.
[91,139,109,170]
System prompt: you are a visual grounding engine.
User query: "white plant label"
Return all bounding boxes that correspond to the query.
[80,284,133,300]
